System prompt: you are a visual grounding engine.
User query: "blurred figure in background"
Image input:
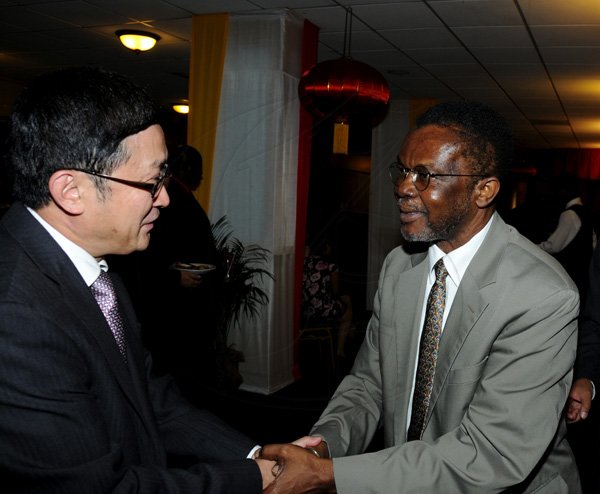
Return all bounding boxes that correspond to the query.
[302,240,353,359]
[538,175,593,300]
[112,145,218,399]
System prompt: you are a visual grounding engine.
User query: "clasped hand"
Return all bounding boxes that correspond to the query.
[255,436,335,493]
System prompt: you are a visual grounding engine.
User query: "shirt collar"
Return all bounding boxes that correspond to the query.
[427,213,495,287]
[27,207,105,286]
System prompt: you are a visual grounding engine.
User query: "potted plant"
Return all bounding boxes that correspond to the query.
[211,216,273,389]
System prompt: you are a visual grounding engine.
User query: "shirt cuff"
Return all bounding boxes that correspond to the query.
[247,445,262,459]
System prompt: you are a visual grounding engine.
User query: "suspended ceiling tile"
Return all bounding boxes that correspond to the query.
[151,18,192,39]
[425,62,490,78]
[406,46,476,64]
[253,0,334,8]
[541,47,600,65]
[294,6,348,31]
[429,0,523,27]
[485,63,548,78]
[85,0,192,19]
[167,0,258,13]
[452,25,531,47]
[494,77,556,100]
[319,29,392,53]
[26,1,129,27]
[531,25,600,47]
[349,48,422,67]
[380,27,460,50]
[352,2,443,30]
[519,0,600,25]
[471,46,540,64]
[0,5,72,31]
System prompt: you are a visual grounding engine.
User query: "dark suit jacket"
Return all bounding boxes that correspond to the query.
[0,203,261,493]
[576,243,600,385]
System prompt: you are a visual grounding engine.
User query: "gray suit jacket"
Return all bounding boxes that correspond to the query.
[312,213,581,493]
[0,203,261,493]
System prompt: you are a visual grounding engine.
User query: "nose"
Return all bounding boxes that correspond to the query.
[395,170,417,198]
[154,184,170,208]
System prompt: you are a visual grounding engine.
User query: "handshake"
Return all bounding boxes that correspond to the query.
[253,436,336,493]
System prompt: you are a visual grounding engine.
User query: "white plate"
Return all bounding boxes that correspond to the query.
[172,262,216,274]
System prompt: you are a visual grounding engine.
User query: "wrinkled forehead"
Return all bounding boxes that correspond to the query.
[399,124,467,167]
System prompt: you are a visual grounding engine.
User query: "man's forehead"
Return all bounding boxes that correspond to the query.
[400,126,466,160]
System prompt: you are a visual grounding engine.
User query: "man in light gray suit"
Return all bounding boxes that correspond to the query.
[262,101,581,493]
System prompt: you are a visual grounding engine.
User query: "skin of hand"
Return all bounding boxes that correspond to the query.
[291,435,323,450]
[567,377,594,423]
[179,271,203,288]
[255,458,278,490]
[260,443,335,494]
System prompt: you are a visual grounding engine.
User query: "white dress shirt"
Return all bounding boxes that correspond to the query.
[27,207,104,285]
[406,214,494,429]
[538,197,583,254]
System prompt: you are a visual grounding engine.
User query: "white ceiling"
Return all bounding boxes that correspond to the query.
[2,0,600,149]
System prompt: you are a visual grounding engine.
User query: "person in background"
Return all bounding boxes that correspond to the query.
[113,144,219,397]
[538,176,594,300]
[0,66,281,493]
[567,242,600,493]
[260,101,581,493]
[302,240,353,359]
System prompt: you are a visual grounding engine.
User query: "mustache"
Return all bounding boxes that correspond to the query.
[395,195,425,214]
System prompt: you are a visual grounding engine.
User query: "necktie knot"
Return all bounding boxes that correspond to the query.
[433,258,448,282]
[91,271,127,362]
[91,271,116,305]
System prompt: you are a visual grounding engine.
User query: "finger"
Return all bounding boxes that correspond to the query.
[260,443,284,461]
[292,435,322,448]
[271,462,282,477]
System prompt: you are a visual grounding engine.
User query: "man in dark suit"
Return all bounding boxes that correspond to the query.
[261,101,581,493]
[567,243,600,492]
[0,67,279,493]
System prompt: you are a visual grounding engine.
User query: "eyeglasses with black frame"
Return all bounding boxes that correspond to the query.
[388,162,488,192]
[78,163,171,199]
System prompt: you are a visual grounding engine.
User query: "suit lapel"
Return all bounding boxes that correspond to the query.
[393,251,428,441]
[4,203,153,431]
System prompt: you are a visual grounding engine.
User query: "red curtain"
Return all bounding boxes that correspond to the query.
[292,20,319,379]
[533,148,600,180]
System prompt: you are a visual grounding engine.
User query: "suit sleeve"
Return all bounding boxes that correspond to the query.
[0,301,261,494]
[575,243,600,385]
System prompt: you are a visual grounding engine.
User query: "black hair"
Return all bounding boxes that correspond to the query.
[8,66,159,208]
[416,100,513,179]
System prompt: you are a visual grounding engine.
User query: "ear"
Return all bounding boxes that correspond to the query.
[48,170,85,215]
[474,176,500,208]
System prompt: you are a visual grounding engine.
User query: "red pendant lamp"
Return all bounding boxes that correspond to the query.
[298,8,390,154]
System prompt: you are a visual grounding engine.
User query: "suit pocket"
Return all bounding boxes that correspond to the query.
[447,356,488,384]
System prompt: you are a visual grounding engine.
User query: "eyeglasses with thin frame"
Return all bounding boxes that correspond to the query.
[77,163,171,199]
[388,162,488,192]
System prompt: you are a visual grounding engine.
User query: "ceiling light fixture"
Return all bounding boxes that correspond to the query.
[298,7,390,155]
[115,30,160,52]
[172,103,190,114]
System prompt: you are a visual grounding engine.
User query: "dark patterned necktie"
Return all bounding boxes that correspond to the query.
[407,258,449,441]
[90,271,127,362]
